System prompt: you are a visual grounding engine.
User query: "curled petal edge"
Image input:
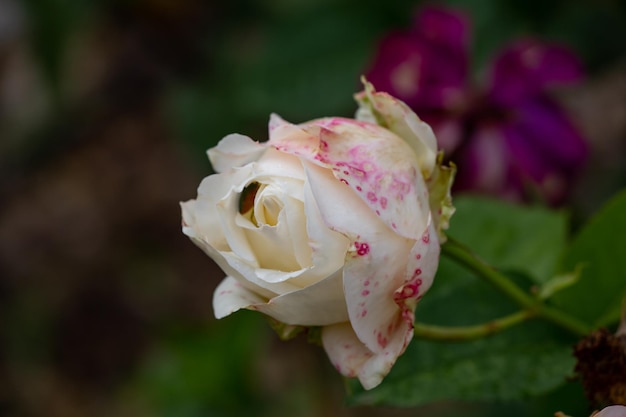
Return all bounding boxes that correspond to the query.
[355,77,438,179]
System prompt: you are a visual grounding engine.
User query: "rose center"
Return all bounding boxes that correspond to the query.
[238,181,283,227]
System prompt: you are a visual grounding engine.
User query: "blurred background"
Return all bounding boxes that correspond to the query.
[0,0,625,416]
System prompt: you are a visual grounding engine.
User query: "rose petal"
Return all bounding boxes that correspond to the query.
[213,272,349,326]
[301,174,351,287]
[182,203,289,298]
[396,220,440,317]
[268,113,320,159]
[255,146,308,183]
[267,113,431,241]
[321,323,375,382]
[321,318,413,390]
[213,276,266,319]
[242,201,307,272]
[185,171,307,296]
[303,161,413,353]
[306,118,430,241]
[321,221,440,390]
[355,80,438,179]
[253,269,348,326]
[207,133,267,173]
[216,249,302,295]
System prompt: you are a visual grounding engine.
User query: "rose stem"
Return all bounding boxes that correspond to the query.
[414,310,534,341]
[440,238,591,337]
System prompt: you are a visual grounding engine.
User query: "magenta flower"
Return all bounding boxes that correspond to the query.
[365,7,588,204]
[365,5,469,113]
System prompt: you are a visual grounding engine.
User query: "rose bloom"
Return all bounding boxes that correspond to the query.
[181,82,454,389]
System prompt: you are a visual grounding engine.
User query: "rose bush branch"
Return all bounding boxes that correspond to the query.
[414,309,534,341]
[441,238,591,337]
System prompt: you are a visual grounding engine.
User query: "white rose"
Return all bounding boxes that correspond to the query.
[181,81,454,389]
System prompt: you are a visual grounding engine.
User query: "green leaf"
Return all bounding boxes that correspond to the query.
[447,196,568,283]
[348,338,574,407]
[552,190,626,327]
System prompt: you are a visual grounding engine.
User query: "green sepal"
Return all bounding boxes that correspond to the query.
[266,317,305,341]
[427,152,456,242]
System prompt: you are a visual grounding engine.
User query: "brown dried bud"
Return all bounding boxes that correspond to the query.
[573,328,626,407]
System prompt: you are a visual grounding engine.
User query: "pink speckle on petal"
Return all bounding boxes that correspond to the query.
[362,289,370,296]
[415,253,422,260]
[394,278,423,302]
[376,210,381,216]
[377,332,388,348]
[422,232,430,243]
[355,242,370,256]
[402,308,415,325]
[356,185,362,191]
[380,197,388,209]
[367,191,378,202]
[364,280,370,286]
[361,310,368,317]
[343,170,350,175]
[340,178,349,185]
[414,268,422,276]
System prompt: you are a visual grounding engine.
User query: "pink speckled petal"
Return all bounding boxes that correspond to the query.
[355,80,438,178]
[324,222,440,390]
[303,161,414,354]
[395,220,440,318]
[207,133,267,173]
[322,323,376,384]
[213,276,266,319]
[322,319,414,390]
[268,113,320,159]
[357,315,413,389]
[302,118,430,241]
